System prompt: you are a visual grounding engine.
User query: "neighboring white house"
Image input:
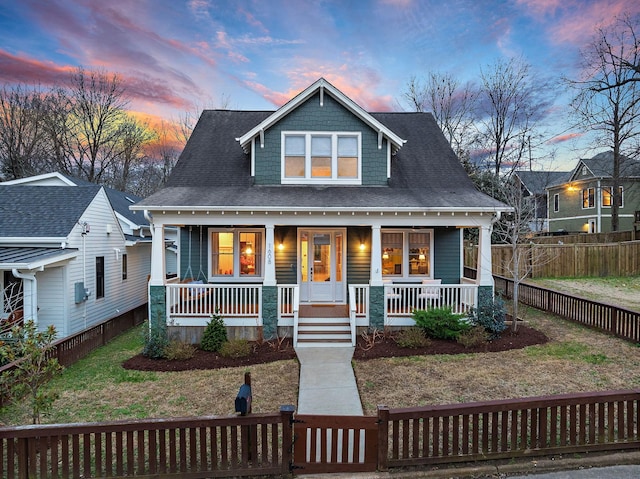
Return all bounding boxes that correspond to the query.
[0,172,154,338]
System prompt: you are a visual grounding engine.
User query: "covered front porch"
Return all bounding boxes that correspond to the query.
[145,209,497,345]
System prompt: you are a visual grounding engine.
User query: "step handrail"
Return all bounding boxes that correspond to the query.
[348,285,356,346]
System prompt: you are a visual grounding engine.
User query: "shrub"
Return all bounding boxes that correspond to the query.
[457,326,489,348]
[142,320,169,359]
[200,313,227,352]
[220,339,252,358]
[413,307,470,340]
[164,340,196,360]
[469,290,507,339]
[395,328,431,349]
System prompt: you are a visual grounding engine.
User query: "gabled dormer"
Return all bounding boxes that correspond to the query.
[237,78,406,186]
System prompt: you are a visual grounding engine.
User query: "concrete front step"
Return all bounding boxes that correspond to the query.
[297,317,353,346]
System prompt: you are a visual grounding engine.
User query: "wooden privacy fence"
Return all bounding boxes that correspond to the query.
[464,240,640,277]
[2,390,639,478]
[493,274,640,343]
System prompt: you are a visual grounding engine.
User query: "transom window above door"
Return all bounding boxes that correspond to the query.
[282,132,361,184]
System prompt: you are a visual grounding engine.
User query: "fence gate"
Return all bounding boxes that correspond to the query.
[293,414,378,474]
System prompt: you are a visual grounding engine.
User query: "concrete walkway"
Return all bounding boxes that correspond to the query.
[295,346,363,416]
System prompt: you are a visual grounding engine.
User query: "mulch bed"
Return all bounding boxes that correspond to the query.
[122,325,548,372]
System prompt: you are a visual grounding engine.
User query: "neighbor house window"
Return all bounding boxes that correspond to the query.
[582,187,595,208]
[602,186,624,207]
[381,230,432,278]
[553,193,559,213]
[96,256,105,299]
[121,254,128,280]
[210,229,263,279]
[282,132,361,184]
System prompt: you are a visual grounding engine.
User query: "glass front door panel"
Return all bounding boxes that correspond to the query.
[299,229,345,303]
[312,234,331,282]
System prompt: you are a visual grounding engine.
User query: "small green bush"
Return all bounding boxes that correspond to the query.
[469,290,507,339]
[164,340,196,360]
[413,307,470,340]
[457,326,489,348]
[395,328,431,349]
[220,339,251,358]
[200,313,227,352]
[142,320,169,359]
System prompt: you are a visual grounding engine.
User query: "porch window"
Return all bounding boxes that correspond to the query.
[282,132,361,184]
[382,230,432,278]
[582,187,594,209]
[602,186,623,207]
[210,229,263,279]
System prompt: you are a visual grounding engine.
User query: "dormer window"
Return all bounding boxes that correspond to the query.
[282,132,361,184]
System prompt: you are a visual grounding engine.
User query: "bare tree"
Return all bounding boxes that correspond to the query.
[476,57,553,176]
[65,68,129,183]
[107,116,156,192]
[568,16,640,231]
[402,73,478,161]
[0,85,49,179]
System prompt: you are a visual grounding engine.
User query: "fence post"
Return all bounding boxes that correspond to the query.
[377,405,390,471]
[280,405,295,475]
[611,307,618,337]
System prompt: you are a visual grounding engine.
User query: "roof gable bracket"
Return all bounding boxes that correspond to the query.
[378,130,383,149]
[259,129,264,148]
[320,85,324,106]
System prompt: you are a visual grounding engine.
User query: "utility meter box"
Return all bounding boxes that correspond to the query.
[74,282,89,303]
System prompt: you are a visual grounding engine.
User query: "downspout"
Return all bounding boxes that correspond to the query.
[12,267,42,325]
[596,179,602,233]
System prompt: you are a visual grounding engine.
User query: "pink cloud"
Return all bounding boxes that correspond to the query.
[517,0,640,45]
[0,50,75,85]
[547,132,583,144]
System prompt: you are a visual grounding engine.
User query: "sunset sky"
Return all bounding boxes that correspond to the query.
[1,0,639,170]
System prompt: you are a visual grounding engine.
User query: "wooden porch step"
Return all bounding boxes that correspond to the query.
[297,337,352,343]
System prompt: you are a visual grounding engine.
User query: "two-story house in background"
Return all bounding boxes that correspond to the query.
[133,78,510,346]
[547,152,640,234]
[512,170,571,233]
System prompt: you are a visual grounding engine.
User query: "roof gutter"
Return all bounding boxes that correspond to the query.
[11,266,43,324]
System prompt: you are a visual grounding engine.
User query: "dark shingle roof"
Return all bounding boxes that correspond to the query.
[0,185,101,237]
[0,246,78,268]
[514,171,572,194]
[137,110,506,210]
[580,151,640,178]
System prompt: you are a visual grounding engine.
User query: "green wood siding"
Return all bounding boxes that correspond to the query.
[347,226,371,285]
[180,226,207,281]
[275,226,297,284]
[254,92,388,185]
[433,227,461,283]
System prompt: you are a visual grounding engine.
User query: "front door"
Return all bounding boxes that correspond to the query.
[300,229,345,303]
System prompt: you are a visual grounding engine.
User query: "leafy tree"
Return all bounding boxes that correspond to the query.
[0,321,62,424]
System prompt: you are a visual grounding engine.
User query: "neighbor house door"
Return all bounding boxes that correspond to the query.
[299,229,345,302]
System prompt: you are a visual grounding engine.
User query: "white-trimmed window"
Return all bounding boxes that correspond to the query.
[209,229,263,279]
[553,193,559,213]
[582,187,595,209]
[282,132,361,184]
[602,186,624,207]
[381,230,433,278]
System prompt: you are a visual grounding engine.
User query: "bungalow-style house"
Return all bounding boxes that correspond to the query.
[547,152,640,234]
[133,78,510,346]
[0,172,151,338]
[512,170,571,233]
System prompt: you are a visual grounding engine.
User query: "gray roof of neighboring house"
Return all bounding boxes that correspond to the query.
[60,174,147,226]
[514,171,572,195]
[0,185,101,238]
[0,246,78,269]
[137,110,507,210]
[579,151,640,178]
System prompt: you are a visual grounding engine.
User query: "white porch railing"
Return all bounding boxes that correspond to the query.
[277,284,299,344]
[384,283,478,326]
[166,283,262,326]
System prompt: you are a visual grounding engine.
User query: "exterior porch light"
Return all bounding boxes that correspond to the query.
[359,242,366,251]
[278,242,284,251]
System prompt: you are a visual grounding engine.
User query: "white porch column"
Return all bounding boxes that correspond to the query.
[370,224,383,286]
[264,223,276,286]
[477,223,494,287]
[149,222,166,286]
